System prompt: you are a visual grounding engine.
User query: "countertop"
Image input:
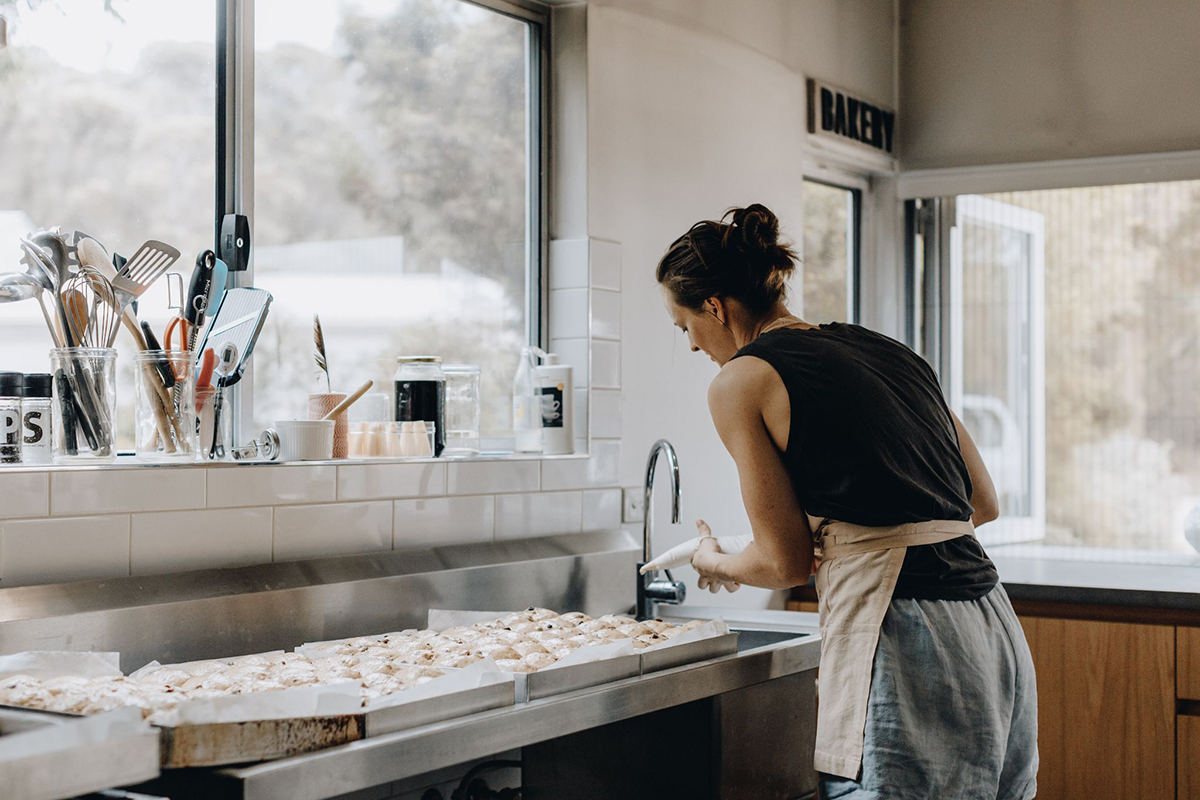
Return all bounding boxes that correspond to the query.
[993,554,1200,612]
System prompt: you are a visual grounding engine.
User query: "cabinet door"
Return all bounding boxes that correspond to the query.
[1179,626,1200,700]
[1182,715,1200,800]
[1019,616,1175,800]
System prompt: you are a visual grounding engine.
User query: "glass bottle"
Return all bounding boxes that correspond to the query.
[20,373,53,465]
[393,356,445,456]
[0,372,23,464]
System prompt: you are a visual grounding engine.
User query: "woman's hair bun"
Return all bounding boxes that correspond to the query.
[656,202,797,314]
[724,203,780,255]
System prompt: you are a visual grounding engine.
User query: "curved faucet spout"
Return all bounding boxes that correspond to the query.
[638,439,686,619]
[643,439,680,563]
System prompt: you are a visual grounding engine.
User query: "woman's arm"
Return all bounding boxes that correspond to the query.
[950,409,1000,526]
[691,358,814,590]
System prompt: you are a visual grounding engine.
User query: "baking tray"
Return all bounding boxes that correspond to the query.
[363,679,514,737]
[510,653,641,703]
[0,707,160,800]
[638,632,740,674]
[157,713,363,769]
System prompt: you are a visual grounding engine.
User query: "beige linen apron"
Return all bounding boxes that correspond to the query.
[810,515,976,780]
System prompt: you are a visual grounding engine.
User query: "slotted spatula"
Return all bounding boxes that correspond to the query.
[105,240,180,346]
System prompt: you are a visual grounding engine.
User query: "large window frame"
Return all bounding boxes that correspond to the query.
[214,0,550,441]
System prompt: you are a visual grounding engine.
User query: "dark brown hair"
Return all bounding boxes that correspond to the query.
[656,203,798,313]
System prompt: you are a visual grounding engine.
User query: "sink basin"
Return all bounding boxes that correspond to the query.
[732,628,811,652]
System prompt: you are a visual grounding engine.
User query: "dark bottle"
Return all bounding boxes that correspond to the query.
[393,356,446,456]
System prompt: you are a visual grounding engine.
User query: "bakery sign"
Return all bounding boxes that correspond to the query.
[806,78,895,155]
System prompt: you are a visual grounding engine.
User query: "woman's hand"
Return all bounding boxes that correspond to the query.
[691,520,740,594]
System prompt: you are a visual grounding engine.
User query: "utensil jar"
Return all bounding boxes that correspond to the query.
[50,347,117,463]
[308,392,348,458]
[134,351,197,461]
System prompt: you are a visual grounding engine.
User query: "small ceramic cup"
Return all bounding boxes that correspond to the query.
[308,392,349,458]
[276,419,335,461]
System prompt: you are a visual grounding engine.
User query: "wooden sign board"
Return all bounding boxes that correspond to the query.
[807,79,895,155]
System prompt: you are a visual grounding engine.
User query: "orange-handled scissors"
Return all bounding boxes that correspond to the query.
[163,316,193,379]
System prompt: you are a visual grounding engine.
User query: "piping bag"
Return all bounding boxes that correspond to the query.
[639,534,753,578]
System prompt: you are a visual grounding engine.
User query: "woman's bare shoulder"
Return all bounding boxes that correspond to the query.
[709,356,779,409]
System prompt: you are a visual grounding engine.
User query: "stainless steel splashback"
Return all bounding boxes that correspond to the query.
[0,531,640,671]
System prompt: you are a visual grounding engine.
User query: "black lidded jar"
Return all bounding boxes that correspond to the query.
[393,356,446,456]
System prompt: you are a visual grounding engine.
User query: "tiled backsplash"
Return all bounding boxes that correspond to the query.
[0,237,624,588]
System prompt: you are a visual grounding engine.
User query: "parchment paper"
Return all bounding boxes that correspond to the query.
[152,680,363,726]
[0,651,121,682]
[0,706,148,762]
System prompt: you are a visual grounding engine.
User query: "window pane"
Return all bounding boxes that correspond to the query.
[801,180,855,324]
[252,0,533,438]
[957,181,1200,560]
[0,1,216,450]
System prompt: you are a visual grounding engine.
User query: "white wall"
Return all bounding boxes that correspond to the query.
[900,0,1200,169]
[583,1,897,608]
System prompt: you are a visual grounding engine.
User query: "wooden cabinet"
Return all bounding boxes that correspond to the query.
[1019,616,1175,800]
[1181,716,1200,800]
[1179,627,1200,701]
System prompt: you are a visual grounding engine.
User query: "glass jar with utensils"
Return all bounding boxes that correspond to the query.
[50,348,117,463]
[133,350,197,461]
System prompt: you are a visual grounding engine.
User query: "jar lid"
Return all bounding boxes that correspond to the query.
[396,356,442,364]
[23,373,52,398]
[0,372,24,397]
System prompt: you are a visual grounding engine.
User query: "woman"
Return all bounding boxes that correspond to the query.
[655,204,1038,800]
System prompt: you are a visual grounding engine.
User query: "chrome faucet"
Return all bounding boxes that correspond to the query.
[637,439,687,620]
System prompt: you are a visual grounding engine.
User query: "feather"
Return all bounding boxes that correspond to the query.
[313,313,331,392]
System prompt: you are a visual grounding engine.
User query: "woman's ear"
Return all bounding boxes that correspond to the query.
[705,296,728,325]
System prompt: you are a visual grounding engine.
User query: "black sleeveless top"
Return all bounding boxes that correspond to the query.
[733,322,998,601]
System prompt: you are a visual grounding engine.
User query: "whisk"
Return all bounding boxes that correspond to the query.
[60,266,119,349]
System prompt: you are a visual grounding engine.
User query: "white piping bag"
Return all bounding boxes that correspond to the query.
[639,534,754,573]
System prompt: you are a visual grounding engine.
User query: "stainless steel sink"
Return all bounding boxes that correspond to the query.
[733,627,811,652]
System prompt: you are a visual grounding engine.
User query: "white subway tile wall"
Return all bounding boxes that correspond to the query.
[336,462,446,501]
[0,471,48,519]
[549,238,589,289]
[591,341,620,389]
[51,469,206,516]
[0,237,625,586]
[446,460,541,495]
[274,501,393,562]
[495,491,583,540]
[541,439,620,491]
[1,515,130,587]
[394,495,495,549]
[582,488,622,532]
[206,465,336,508]
[130,507,273,576]
[548,288,590,340]
[591,289,621,340]
[589,390,622,439]
[589,239,621,291]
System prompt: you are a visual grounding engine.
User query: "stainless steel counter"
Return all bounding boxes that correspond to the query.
[148,618,821,800]
[0,533,824,798]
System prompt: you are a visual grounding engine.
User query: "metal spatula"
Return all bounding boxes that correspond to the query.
[104,240,180,346]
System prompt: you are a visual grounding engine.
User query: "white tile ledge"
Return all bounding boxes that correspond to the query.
[0,451,592,475]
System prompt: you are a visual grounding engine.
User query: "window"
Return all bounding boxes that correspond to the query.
[0,0,216,450]
[801,178,859,324]
[0,0,544,453]
[929,181,1200,562]
[250,0,542,438]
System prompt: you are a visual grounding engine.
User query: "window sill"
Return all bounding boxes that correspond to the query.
[0,450,590,474]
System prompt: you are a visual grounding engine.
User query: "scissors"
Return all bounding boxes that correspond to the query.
[163,315,193,370]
